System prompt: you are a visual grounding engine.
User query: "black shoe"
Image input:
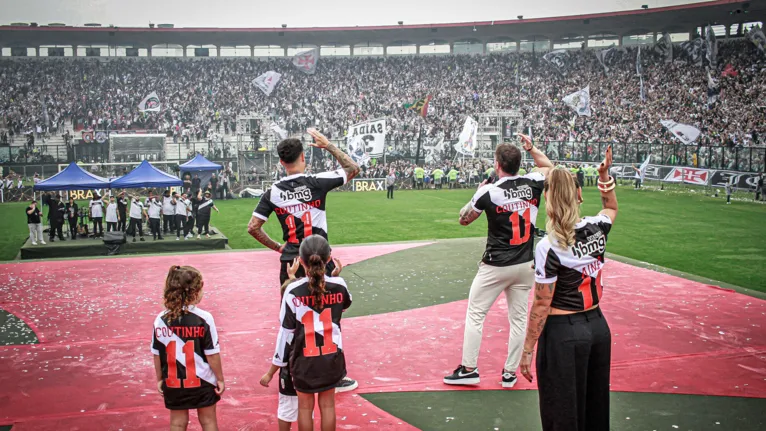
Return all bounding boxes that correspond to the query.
[139,237,145,242]
[443,365,480,385]
[132,238,136,243]
[158,236,164,240]
[335,377,358,393]
[502,371,518,388]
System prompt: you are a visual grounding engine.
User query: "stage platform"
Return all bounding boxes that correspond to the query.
[19,227,228,260]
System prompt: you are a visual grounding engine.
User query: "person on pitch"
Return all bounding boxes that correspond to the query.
[248,128,360,393]
[105,195,120,233]
[128,194,147,242]
[196,190,218,239]
[26,199,45,245]
[151,265,225,431]
[148,193,164,240]
[162,189,176,235]
[117,191,129,232]
[519,146,617,431]
[49,194,66,242]
[89,193,105,238]
[66,196,79,239]
[174,192,188,241]
[444,133,552,389]
[386,169,396,199]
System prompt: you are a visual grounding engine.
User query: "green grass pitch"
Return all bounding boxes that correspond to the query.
[1,186,764,291]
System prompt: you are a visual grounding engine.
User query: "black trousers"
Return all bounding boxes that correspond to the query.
[118,213,127,232]
[92,217,103,236]
[634,178,641,189]
[68,218,77,238]
[387,185,394,199]
[129,217,143,238]
[537,308,611,431]
[196,216,210,235]
[149,218,161,238]
[175,215,186,237]
[185,216,195,236]
[219,183,229,199]
[49,220,64,240]
[163,214,175,233]
[107,221,118,232]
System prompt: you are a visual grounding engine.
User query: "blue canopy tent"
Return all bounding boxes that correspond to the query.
[110,160,183,189]
[179,154,221,194]
[33,162,111,191]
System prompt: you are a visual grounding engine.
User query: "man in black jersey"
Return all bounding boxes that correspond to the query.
[444,134,553,389]
[248,128,360,393]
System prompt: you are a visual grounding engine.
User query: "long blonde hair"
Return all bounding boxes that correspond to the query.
[545,167,580,249]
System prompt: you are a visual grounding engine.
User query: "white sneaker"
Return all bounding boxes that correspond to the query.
[197,234,201,239]
[176,237,180,241]
[40,240,47,245]
[31,241,38,246]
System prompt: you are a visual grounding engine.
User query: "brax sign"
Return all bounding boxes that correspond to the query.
[352,179,386,192]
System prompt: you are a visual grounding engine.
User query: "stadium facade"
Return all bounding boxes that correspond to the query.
[0,0,763,57]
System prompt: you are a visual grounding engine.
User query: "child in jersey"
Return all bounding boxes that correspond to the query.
[151,265,226,431]
[261,252,346,430]
[267,235,352,431]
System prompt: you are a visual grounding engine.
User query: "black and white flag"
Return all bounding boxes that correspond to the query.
[705,25,717,69]
[562,86,591,117]
[707,71,720,106]
[252,71,281,96]
[596,45,616,76]
[679,38,705,66]
[636,47,646,102]
[543,50,569,76]
[654,32,673,63]
[747,26,766,56]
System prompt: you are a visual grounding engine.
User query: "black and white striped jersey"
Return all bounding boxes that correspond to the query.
[273,275,352,393]
[534,214,613,311]
[253,169,347,261]
[470,172,545,266]
[151,306,220,407]
[197,198,214,218]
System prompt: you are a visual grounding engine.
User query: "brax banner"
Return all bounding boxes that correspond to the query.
[352,178,386,192]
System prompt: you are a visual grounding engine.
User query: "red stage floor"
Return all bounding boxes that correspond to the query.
[0,245,765,430]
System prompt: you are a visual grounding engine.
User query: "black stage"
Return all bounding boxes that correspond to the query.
[19,226,229,260]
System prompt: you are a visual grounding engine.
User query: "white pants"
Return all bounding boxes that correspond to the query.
[278,393,298,423]
[28,223,43,243]
[461,261,534,372]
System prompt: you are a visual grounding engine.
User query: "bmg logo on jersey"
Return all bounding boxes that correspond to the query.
[280,186,313,202]
[571,231,606,258]
[503,185,534,201]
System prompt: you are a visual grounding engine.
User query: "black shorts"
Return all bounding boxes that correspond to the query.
[279,364,297,396]
[162,381,220,410]
[279,259,337,285]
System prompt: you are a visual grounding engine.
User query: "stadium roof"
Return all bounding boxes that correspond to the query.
[0,1,763,48]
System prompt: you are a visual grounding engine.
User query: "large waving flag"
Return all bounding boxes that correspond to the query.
[292,48,319,74]
[654,32,673,63]
[252,71,282,96]
[637,46,646,102]
[562,86,591,117]
[707,71,720,106]
[138,91,161,112]
[403,95,432,118]
[660,120,701,145]
[596,45,616,76]
[747,26,766,56]
[705,25,717,69]
[454,116,478,156]
[636,155,651,181]
[543,49,569,76]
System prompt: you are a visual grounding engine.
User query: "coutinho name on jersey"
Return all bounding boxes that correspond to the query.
[155,326,206,338]
[293,293,346,308]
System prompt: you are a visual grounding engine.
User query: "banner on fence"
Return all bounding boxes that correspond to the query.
[352,178,386,192]
[608,164,762,188]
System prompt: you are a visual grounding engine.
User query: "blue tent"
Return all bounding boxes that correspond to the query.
[110,160,183,189]
[33,162,111,191]
[179,154,222,172]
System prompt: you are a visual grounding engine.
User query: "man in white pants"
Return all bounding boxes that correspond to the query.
[444,134,552,388]
[26,199,46,245]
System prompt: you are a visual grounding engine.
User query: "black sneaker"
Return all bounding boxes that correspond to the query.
[335,377,358,393]
[501,371,517,388]
[443,365,480,385]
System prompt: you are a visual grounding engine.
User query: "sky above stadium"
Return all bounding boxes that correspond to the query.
[1,0,712,28]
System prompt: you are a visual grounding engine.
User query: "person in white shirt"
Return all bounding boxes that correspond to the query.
[161,189,176,234]
[128,195,147,242]
[173,192,188,240]
[147,195,164,240]
[105,196,120,232]
[89,195,105,238]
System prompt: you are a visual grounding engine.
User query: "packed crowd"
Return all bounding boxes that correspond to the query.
[1,37,765,152]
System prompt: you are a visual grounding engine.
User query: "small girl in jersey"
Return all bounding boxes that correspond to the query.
[269,235,352,431]
[151,265,226,431]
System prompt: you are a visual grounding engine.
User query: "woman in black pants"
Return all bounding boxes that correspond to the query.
[520,146,618,431]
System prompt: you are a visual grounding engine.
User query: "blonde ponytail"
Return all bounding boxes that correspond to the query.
[545,167,579,249]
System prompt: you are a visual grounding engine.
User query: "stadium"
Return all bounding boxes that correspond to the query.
[1,0,765,430]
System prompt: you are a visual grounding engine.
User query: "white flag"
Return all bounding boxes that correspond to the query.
[596,45,615,76]
[562,86,591,117]
[269,122,287,140]
[292,48,319,74]
[636,155,651,181]
[747,27,766,56]
[138,91,161,112]
[252,71,282,96]
[454,117,478,156]
[346,118,387,166]
[660,120,701,145]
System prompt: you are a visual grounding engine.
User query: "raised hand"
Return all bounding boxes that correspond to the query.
[597,146,613,179]
[515,133,534,151]
[307,128,330,149]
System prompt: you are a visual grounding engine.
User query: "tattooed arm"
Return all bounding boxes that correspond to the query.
[308,128,361,181]
[247,216,283,252]
[458,202,482,226]
[519,281,556,382]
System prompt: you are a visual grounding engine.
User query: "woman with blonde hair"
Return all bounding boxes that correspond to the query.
[520,147,617,431]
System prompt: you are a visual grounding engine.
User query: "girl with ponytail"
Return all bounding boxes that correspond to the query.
[151,265,226,430]
[520,147,619,431]
[269,235,353,431]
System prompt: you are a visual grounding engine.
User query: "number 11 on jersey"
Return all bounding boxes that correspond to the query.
[285,212,313,243]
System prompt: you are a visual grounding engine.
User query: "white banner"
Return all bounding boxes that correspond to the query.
[138,91,161,112]
[563,86,591,117]
[293,48,319,74]
[270,122,287,140]
[454,116,478,156]
[346,118,387,166]
[252,71,282,96]
[660,120,701,145]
